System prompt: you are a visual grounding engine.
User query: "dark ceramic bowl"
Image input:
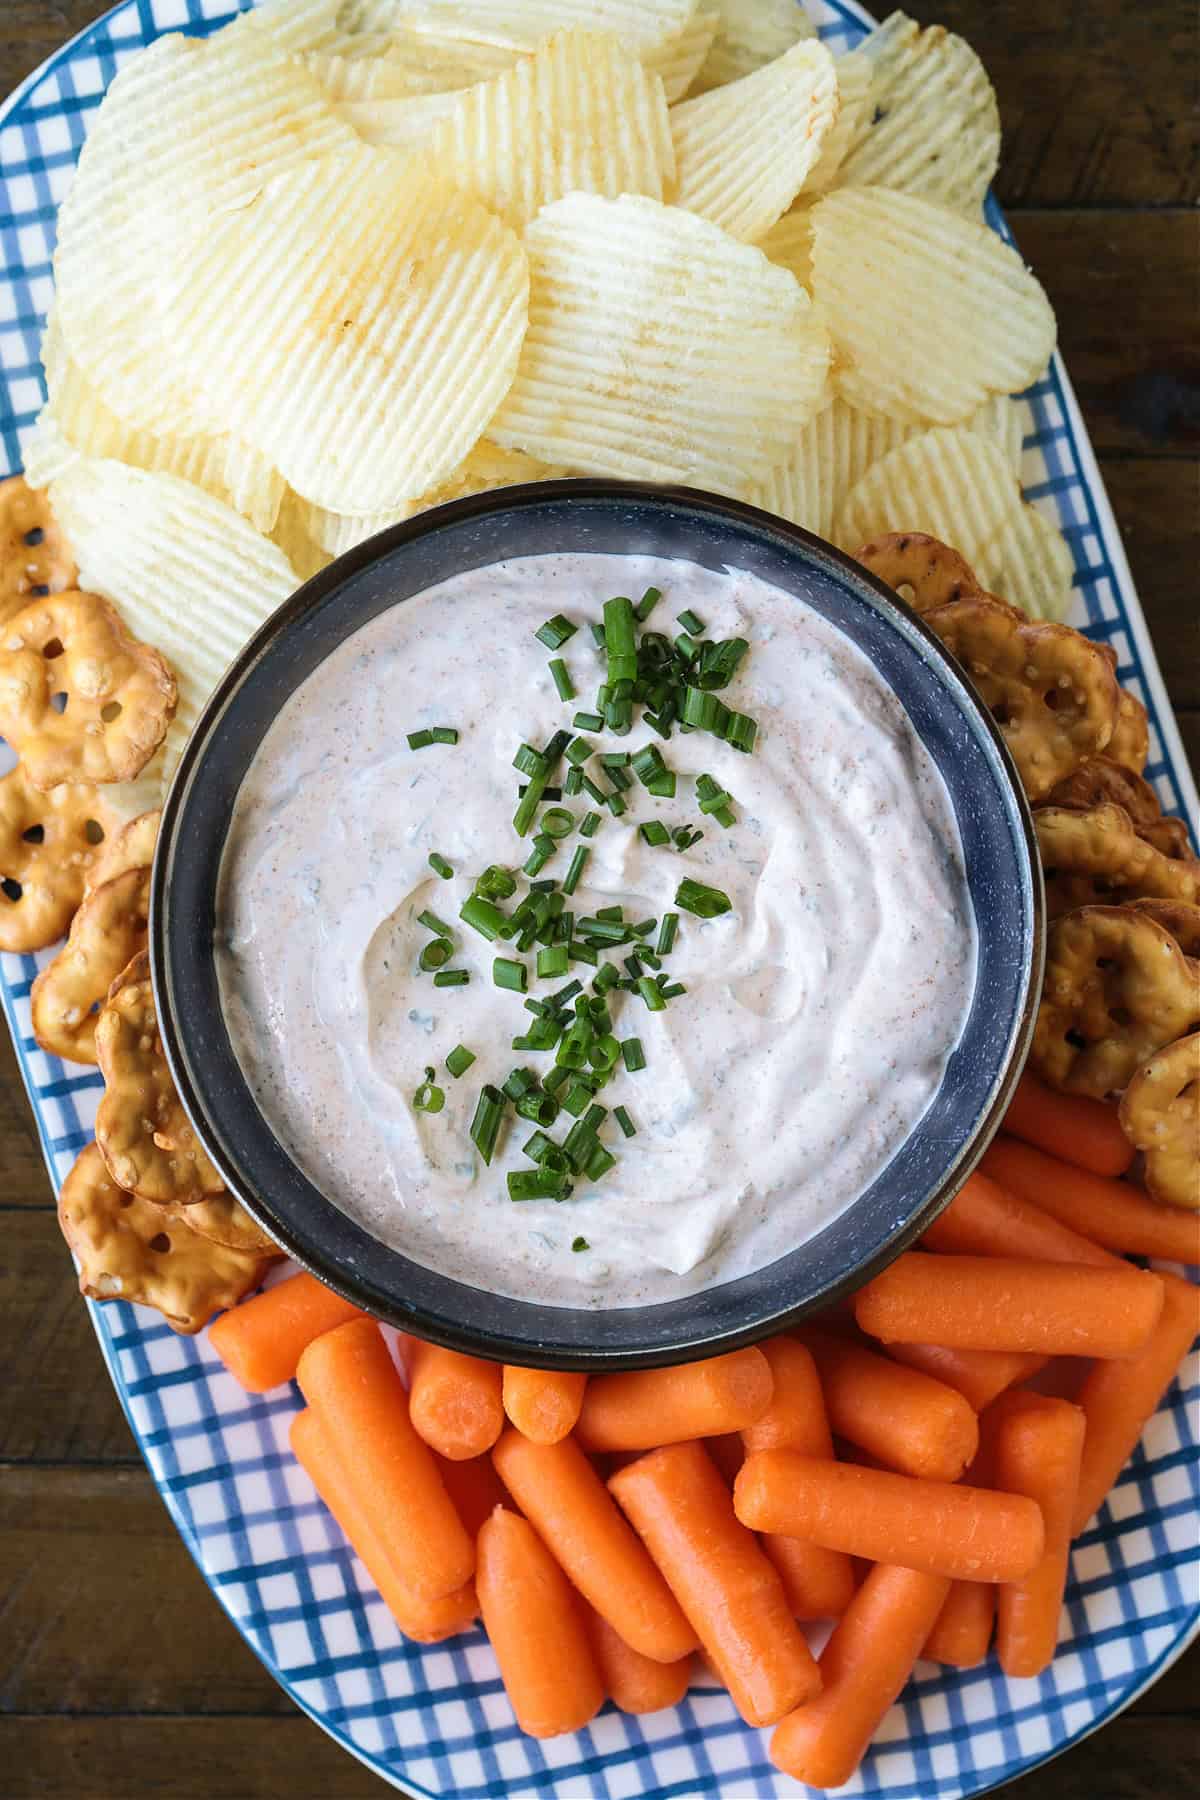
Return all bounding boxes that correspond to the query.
[151,481,1043,1369]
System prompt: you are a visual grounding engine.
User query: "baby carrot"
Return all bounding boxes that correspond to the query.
[502,1366,587,1444]
[296,1319,474,1600]
[883,1341,1048,1413]
[208,1272,367,1391]
[923,1169,1120,1266]
[492,1428,697,1663]
[921,1437,996,1669]
[477,1506,604,1739]
[799,1328,979,1481]
[742,1338,856,1621]
[991,1392,1087,1678]
[1004,1072,1135,1177]
[705,1432,746,1486]
[407,1341,505,1461]
[584,1606,693,1715]
[734,1452,1045,1582]
[609,1441,821,1726]
[983,1137,1200,1265]
[1072,1271,1200,1534]
[577,1346,773,1452]
[290,1410,477,1643]
[854,1252,1164,1358]
[434,1451,509,1539]
[770,1564,952,1788]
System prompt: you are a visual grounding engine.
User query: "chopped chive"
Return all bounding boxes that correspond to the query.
[581,773,607,804]
[580,811,601,838]
[460,894,507,939]
[585,1144,617,1181]
[508,1168,572,1202]
[639,820,670,847]
[563,1080,593,1117]
[631,744,669,788]
[565,736,593,766]
[541,807,574,838]
[577,916,628,942]
[572,1235,589,1252]
[573,710,603,731]
[696,772,736,826]
[523,835,555,877]
[513,742,546,777]
[432,727,458,744]
[621,1036,646,1073]
[594,963,621,993]
[413,1066,445,1113]
[590,1033,621,1072]
[676,608,705,636]
[607,763,633,792]
[475,865,518,902]
[583,1102,607,1132]
[600,751,632,768]
[493,957,527,992]
[518,783,563,802]
[418,937,453,971]
[563,1119,599,1169]
[656,912,679,955]
[695,636,748,690]
[614,1105,636,1139]
[605,790,626,817]
[543,728,572,767]
[563,767,584,795]
[569,939,598,966]
[544,1065,572,1095]
[513,772,548,838]
[445,1044,475,1079]
[632,918,657,937]
[522,1129,555,1163]
[636,586,661,622]
[589,621,607,649]
[638,975,666,1011]
[428,852,453,879]
[676,877,732,918]
[535,614,576,650]
[537,944,570,979]
[563,844,589,896]
[515,1088,560,1127]
[407,728,434,750]
[417,908,452,937]
[674,631,700,662]
[623,954,644,980]
[470,1085,506,1164]
[549,657,574,701]
[724,710,758,754]
[661,981,686,999]
[433,968,470,987]
[502,1067,537,1101]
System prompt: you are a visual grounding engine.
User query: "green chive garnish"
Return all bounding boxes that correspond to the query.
[445,1044,476,1078]
[537,944,569,979]
[580,811,601,838]
[417,908,452,937]
[475,865,518,902]
[656,912,679,955]
[536,614,576,650]
[433,968,469,987]
[564,767,584,795]
[407,728,435,750]
[431,727,458,744]
[572,1235,589,1252]
[676,608,705,636]
[541,807,574,838]
[470,1084,505,1164]
[563,844,589,895]
[460,894,507,939]
[676,877,732,918]
[614,1105,636,1138]
[427,852,453,880]
[549,657,574,701]
[636,586,661,622]
[605,789,626,817]
[523,835,555,877]
[413,1067,444,1113]
[418,937,452,971]
[696,772,736,826]
[637,975,666,1011]
[508,1168,572,1202]
[621,1037,646,1073]
[493,957,527,992]
[573,710,603,731]
[639,821,670,847]
[585,1144,617,1181]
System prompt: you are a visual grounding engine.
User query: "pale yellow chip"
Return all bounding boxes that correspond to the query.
[643,9,719,102]
[272,488,336,584]
[692,0,815,94]
[339,92,463,148]
[159,146,529,513]
[754,204,816,289]
[748,398,917,542]
[811,187,1057,424]
[427,29,674,231]
[833,425,1021,560]
[302,443,568,556]
[489,193,830,493]
[803,50,872,196]
[834,10,1000,215]
[53,31,356,437]
[235,0,343,55]
[965,392,1025,477]
[305,30,520,100]
[48,458,302,777]
[398,1,698,56]
[671,40,839,241]
[975,502,1075,622]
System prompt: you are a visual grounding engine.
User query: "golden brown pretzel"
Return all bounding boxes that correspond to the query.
[0,761,111,952]
[31,865,152,1064]
[1035,803,1200,919]
[1119,1034,1199,1212]
[853,532,989,615]
[0,475,77,627]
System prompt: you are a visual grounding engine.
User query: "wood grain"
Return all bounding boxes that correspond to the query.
[1,2,1196,1798]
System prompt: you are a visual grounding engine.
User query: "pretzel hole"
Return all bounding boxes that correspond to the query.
[1043,689,1061,711]
[50,692,68,714]
[30,584,49,598]
[21,824,44,844]
[118,1192,134,1207]
[100,700,122,722]
[1109,1006,1132,1028]
[148,1232,171,1254]
[1,877,22,903]
[1065,1028,1087,1049]
[41,637,64,659]
[992,704,1014,726]
[84,819,105,844]
[23,527,44,548]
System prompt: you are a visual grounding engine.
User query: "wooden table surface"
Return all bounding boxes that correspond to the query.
[2,3,1197,1796]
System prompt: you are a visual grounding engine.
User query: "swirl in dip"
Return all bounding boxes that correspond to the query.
[216,553,976,1308]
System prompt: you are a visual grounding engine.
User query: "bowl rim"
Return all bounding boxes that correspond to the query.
[150,477,1044,1369]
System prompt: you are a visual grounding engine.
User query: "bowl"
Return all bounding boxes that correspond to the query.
[151,480,1043,1369]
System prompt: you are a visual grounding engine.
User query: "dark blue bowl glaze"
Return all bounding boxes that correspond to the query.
[152,481,1043,1369]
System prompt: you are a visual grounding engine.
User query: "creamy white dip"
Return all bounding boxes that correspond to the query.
[217,553,975,1308]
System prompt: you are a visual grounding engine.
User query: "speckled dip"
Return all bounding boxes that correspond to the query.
[151,481,1043,1368]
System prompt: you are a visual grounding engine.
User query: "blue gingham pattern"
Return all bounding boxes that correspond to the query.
[1,4,1196,1795]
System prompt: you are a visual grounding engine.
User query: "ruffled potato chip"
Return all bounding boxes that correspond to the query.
[338,92,462,147]
[692,0,815,94]
[670,40,839,241]
[811,187,1056,424]
[644,8,718,101]
[397,0,698,56]
[302,443,566,556]
[834,426,1021,560]
[754,204,816,289]
[426,28,675,229]
[974,502,1075,623]
[803,50,872,196]
[749,399,916,542]
[489,192,830,493]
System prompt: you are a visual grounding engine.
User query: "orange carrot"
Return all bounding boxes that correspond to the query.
[883,1341,1048,1413]
[492,1428,697,1663]
[290,1410,477,1643]
[921,1437,996,1669]
[742,1338,856,1621]
[576,1346,773,1452]
[734,1452,1045,1582]
[476,1506,604,1738]
[434,1452,509,1539]
[705,1432,746,1486]
[584,1606,692,1715]
[501,1365,587,1444]
[770,1564,952,1788]
[208,1272,367,1392]
[1004,1072,1135,1177]
[296,1319,474,1600]
[609,1442,821,1726]
[854,1252,1164,1358]
[1072,1271,1200,1534]
[923,1169,1120,1266]
[799,1328,979,1481]
[406,1340,505,1461]
[983,1137,1200,1265]
[991,1391,1087,1677]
